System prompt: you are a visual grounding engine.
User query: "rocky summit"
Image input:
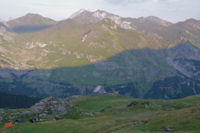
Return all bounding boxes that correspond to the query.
[31,97,73,118]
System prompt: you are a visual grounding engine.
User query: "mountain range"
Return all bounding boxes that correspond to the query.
[0,9,200,99]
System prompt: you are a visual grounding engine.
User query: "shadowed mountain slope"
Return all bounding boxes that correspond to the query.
[0,42,199,99]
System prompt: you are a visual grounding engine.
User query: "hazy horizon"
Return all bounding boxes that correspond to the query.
[1,0,200,23]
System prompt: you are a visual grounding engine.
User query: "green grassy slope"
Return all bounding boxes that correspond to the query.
[10,18,169,69]
[1,95,200,133]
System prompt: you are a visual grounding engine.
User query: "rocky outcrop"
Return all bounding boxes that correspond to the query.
[0,97,74,123]
[31,97,73,118]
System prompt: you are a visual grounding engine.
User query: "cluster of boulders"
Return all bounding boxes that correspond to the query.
[31,97,73,119]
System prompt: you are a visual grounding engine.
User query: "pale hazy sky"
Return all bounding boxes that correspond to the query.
[1,0,200,22]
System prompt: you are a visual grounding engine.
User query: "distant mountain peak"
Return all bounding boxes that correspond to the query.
[92,9,117,20]
[69,9,133,29]
[22,13,52,20]
[183,18,199,24]
[69,9,119,21]
[145,16,172,26]
[185,18,198,22]
[69,9,111,19]
[25,13,42,17]
[176,18,200,28]
[69,9,91,19]
[7,13,56,33]
[8,13,56,26]
[145,16,162,22]
[94,9,110,14]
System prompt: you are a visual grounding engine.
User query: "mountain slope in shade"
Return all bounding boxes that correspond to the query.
[7,13,57,33]
[0,42,199,99]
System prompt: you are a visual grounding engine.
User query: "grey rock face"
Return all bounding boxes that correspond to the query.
[0,97,75,123]
[31,97,73,117]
